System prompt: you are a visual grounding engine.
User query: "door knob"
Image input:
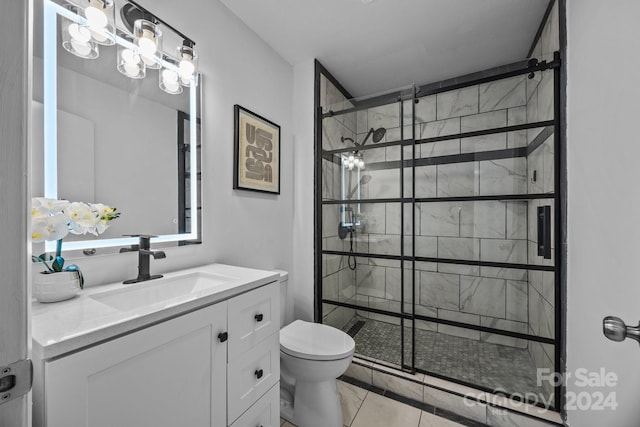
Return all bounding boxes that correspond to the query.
[603,316,640,344]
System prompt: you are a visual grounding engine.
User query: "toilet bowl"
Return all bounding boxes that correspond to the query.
[273,270,355,427]
[280,319,355,427]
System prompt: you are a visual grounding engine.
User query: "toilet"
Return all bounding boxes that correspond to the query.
[274,271,355,427]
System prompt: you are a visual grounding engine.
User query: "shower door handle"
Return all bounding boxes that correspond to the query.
[603,316,640,345]
[537,205,551,259]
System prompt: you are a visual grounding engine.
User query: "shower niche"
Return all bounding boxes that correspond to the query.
[316,56,561,409]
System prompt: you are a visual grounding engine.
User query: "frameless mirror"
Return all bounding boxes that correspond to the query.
[32,0,202,256]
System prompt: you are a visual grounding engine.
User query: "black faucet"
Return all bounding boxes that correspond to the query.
[120,235,166,284]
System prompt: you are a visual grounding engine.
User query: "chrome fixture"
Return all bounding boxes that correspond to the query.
[343,151,365,171]
[121,235,166,284]
[55,0,198,94]
[603,316,640,345]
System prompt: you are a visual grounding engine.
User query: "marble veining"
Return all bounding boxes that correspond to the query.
[438,237,480,261]
[479,158,527,196]
[459,201,506,239]
[478,75,527,113]
[420,202,461,237]
[419,271,460,310]
[480,239,528,264]
[436,86,479,120]
[460,276,506,318]
[506,280,528,323]
[437,162,479,197]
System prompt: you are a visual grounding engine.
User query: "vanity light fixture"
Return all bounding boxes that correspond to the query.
[56,0,197,94]
[61,4,99,59]
[159,57,183,95]
[134,19,161,58]
[343,152,365,171]
[84,0,115,45]
[178,43,198,87]
[117,35,145,79]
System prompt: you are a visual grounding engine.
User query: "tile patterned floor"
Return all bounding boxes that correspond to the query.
[280,380,465,427]
[344,317,548,399]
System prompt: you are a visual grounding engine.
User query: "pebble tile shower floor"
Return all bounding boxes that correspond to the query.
[344,316,548,399]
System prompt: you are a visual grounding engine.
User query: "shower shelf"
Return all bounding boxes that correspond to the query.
[321,250,555,272]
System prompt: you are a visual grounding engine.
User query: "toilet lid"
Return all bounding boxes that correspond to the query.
[280,320,355,361]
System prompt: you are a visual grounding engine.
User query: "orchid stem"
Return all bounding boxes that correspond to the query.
[56,239,62,258]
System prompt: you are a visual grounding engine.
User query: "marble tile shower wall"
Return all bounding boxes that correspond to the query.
[351,75,535,349]
[321,74,358,331]
[526,0,560,397]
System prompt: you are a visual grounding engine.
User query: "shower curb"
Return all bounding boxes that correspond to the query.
[343,358,564,427]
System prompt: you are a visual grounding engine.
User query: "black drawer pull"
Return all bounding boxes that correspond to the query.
[254,313,264,322]
[255,369,264,379]
[217,332,228,343]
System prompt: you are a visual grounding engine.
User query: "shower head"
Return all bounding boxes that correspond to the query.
[372,127,386,143]
[346,174,372,199]
[358,127,386,147]
[360,174,373,185]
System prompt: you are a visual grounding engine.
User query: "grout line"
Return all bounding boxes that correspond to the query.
[348,388,369,427]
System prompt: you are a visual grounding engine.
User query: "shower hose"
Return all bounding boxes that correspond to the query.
[348,231,357,270]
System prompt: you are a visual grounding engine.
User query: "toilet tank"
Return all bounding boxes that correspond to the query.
[272,270,292,328]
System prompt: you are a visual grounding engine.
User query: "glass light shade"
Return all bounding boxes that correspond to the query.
[134,19,162,57]
[178,45,198,87]
[141,52,162,70]
[116,36,145,79]
[159,58,183,94]
[61,5,99,59]
[85,0,115,46]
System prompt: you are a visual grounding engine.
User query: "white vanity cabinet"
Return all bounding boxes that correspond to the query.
[40,303,228,427]
[33,277,281,427]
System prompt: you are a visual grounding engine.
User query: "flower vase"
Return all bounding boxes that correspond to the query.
[33,270,81,303]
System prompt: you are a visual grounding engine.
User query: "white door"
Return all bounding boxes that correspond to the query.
[566,1,640,425]
[0,1,32,427]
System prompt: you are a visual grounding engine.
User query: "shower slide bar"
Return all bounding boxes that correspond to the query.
[322,298,555,345]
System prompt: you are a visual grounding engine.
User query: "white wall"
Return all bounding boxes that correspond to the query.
[54,0,295,285]
[292,59,315,322]
[566,0,640,425]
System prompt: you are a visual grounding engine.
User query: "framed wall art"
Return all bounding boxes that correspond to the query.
[233,105,281,194]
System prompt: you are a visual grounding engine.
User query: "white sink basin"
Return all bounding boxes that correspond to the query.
[90,272,237,311]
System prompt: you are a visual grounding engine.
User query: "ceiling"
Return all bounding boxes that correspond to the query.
[219,0,550,98]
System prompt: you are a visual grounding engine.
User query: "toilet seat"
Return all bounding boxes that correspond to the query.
[280,320,355,361]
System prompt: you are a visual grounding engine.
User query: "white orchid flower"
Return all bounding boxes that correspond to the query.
[31,213,69,242]
[66,202,99,235]
[31,205,50,220]
[32,197,69,213]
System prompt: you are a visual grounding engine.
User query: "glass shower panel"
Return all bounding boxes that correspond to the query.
[318,61,560,407]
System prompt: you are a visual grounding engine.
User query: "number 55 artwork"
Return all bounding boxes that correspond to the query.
[234,105,281,194]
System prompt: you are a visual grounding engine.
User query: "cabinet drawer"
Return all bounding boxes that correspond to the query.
[228,281,279,359]
[230,382,280,427]
[228,334,280,423]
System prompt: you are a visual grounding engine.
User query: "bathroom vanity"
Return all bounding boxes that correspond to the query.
[31,264,280,427]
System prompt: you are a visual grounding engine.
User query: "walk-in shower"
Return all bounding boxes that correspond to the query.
[315,53,562,409]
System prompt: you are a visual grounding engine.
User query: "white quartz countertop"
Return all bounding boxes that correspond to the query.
[32,263,279,360]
